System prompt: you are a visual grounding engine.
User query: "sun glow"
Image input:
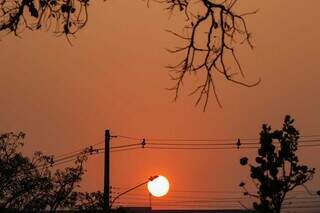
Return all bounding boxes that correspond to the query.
[147,175,170,197]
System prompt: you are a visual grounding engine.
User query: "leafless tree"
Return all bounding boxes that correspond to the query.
[0,0,260,109]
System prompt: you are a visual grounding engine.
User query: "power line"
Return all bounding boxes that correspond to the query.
[53,139,142,161]
[144,144,320,151]
[51,136,320,162]
[49,151,105,168]
[148,142,256,146]
[47,157,80,167]
[114,194,245,201]
[299,135,320,138]
[111,186,319,197]
[30,143,141,172]
[53,145,141,165]
[300,144,320,147]
[53,148,103,162]
[112,136,320,151]
[299,139,320,143]
[111,147,142,153]
[115,135,142,141]
[282,204,320,209]
[112,187,244,194]
[115,134,320,142]
[33,148,106,171]
[51,143,142,168]
[116,135,257,142]
[36,134,320,173]
[113,202,241,208]
[45,140,320,165]
[115,194,246,200]
[148,139,320,146]
[111,143,142,149]
[145,146,259,150]
[54,140,104,158]
[117,199,242,204]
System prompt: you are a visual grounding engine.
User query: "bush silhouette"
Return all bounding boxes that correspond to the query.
[240,115,315,213]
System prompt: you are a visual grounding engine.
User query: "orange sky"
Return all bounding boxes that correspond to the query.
[1,0,320,210]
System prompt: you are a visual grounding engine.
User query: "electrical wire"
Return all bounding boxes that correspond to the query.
[115,134,320,142]
[299,139,320,143]
[299,144,320,147]
[111,143,142,149]
[148,144,316,150]
[32,135,320,173]
[112,187,318,197]
[34,149,105,170]
[46,157,80,167]
[45,139,320,166]
[111,186,320,210]
[111,187,248,194]
[115,135,142,141]
[50,136,320,162]
[148,139,320,146]
[54,140,104,158]
[145,146,259,150]
[111,147,143,153]
[113,202,241,208]
[148,142,256,146]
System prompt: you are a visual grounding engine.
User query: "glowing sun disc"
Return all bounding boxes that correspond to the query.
[147,175,170,197]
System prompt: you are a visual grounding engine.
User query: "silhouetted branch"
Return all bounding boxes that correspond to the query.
[0,0,259,109]
[0,0,89,37]
[161,0,259,110]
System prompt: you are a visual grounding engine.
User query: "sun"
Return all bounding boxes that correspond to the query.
[147,175,170,197]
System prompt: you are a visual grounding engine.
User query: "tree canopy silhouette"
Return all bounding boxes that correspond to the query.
[0,0,260,109]
[0,132,141,211]
[239,115,315,213]
[0,132,87,211]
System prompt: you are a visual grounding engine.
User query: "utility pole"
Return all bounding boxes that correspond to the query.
[104,129,110,212]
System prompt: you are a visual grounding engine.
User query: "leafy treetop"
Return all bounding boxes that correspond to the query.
[239,115,315,213]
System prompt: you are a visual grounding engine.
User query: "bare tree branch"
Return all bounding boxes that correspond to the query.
[0,0,89,37]
[0,0,260,110]
[161,0,260,110]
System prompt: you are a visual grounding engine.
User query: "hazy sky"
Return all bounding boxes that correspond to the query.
[1,0,320,211]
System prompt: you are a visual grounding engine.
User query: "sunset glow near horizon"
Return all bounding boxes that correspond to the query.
[1,0,320,211]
